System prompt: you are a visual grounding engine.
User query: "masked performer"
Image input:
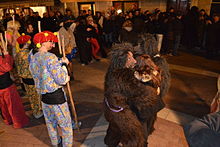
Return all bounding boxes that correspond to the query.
[0,46,29,128]
[29,31,73,147]
[6,20,21,57]
[15,34,43,119]
[104,43,164,147]
[133,54,164,139]
[104,44,146,147]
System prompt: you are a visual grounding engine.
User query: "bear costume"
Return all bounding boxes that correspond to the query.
[104,43,165,147]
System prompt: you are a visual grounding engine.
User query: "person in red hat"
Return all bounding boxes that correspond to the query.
[29,31,73,147]
[15,33,43,119]
[0,41,29,128]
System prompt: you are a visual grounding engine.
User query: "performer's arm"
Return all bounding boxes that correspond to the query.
[47,54,69,85]
[0,54,13,73]
[130,93,164,121]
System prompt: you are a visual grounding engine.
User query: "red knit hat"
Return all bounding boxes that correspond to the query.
[17,33,31,44]
[33,31,58,48]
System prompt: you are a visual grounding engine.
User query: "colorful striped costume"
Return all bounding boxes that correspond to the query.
[29,51,73,147]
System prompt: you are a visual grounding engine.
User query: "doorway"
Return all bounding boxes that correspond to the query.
[167,0,190,14]
[78,2,95,16]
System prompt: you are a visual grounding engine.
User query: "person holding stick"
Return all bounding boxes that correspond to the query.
[15,34,43,119]
[29,31,73,147]
[6,19,21,57]
[0,36,29,129]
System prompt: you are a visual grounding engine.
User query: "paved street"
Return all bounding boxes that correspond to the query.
[0,50,219,147]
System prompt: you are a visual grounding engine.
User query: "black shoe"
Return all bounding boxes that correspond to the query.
[58,137,62,147]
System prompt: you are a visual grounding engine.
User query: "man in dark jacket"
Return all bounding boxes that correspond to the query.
[184,111,220,147]
[205,14,220,59]
[172,12,183,56]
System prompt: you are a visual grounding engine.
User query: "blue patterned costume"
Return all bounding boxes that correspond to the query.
[29,51,73,147]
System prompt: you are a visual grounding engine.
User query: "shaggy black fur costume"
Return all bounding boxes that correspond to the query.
[104,43,164,147]
[104,68,164,147]
[138,33,171,99]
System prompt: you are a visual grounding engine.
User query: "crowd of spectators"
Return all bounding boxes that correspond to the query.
[0,6,219,62]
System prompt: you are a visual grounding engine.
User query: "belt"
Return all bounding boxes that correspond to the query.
[41,88,66,105]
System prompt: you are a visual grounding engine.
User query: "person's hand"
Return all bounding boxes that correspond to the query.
[87,28,92,31]
[66,76,70,83]
[3,50,9,55]
[86,38,90,42]
[93,24,98,28]
[62,57,69,65]
[1,47,8,55]
[207,20,212,24]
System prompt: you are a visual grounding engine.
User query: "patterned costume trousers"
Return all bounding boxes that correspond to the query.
[23,84,42,116]
[42,102,73,147]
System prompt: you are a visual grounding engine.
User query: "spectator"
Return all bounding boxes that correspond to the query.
[205,14,220,59]
[119,20,139,46]
[184,111,220,147]
[172,11,184,56]
[63,9,75,28]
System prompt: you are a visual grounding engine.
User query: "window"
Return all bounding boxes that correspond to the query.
[78,2,95,15]
[113,1,138,13]
[211,0,220,15]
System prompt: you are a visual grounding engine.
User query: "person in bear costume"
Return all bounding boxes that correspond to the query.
[137,33,171,99]
[104,43,164,147]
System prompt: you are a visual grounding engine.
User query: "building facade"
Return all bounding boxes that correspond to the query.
[60,0,220,16]
[0,0,219,18]
[0,0,55,18]
[61,0,168,16]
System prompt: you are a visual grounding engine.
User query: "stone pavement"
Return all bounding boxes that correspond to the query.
[0,107,191,147]
[80,108,192,147]
[0,101,103,147]
[0,51,219,147]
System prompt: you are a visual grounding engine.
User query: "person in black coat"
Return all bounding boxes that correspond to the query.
[119,20,139,46]
[132,10,145,34]
[184,111,220,147]
[172,12,184,56]
[183,6,199,50]
[205,14,220,59]
[75,18,92,65]
[103,15,114,48]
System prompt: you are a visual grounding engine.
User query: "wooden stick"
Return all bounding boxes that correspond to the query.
[12,15,15,28]
[4,31,7,50]
[0,33,5,51]
[0,33,4,49]
[61,35,80,131]
[38,21,41,32]
[57,32,62,55]
[61,36,65,56]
